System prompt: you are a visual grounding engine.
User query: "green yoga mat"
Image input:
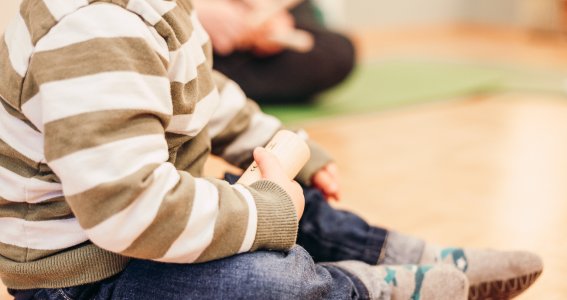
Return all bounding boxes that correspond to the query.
[263,60,567,123]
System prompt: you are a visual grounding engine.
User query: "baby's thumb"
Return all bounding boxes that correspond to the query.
[253,147,283,179]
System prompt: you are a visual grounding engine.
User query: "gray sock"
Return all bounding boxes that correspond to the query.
[378,232,544,299]
[329,260,392,300]
[379,231,425,265]
[331,260,469,300]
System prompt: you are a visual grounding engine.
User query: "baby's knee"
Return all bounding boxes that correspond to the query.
[228,247,325,298]
[115,247,326,299]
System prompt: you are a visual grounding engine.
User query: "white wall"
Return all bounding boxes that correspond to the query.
[460,0,561,29]
[516,0,562,30]
[342,0,462,28]
[321,0,560,30]
[460,0,519,25]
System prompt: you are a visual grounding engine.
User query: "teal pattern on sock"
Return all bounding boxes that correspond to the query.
[411,266,433,300]
[384,268,398,286]
[441,248,468,272]
[440,247,458,259]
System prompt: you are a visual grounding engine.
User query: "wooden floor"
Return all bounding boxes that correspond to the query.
[302,94,567,299]
[2,26,567,299]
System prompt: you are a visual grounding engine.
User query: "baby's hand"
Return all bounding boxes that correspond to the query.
[254,147,305,220]
[312,163,341,202]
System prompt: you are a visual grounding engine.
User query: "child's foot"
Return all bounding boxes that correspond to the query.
[381,232,543,299]
[333,261,469,300]
[420,246,543,300]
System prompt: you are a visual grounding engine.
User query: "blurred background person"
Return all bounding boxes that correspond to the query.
[194,0,356,104]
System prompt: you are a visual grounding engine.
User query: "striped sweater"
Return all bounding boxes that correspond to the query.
[0,0,330,289]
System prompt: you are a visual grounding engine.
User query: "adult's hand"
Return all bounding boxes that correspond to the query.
[194,0,254,55]
[251,11,295,56]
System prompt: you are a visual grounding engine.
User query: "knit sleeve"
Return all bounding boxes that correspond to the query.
[33,3,297,263]
[207,71,282,168]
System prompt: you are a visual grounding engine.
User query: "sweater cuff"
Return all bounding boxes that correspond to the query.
[248,180,298,251]
[296,140,333,185]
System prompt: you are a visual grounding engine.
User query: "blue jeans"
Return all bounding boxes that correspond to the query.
[9,180,388,300]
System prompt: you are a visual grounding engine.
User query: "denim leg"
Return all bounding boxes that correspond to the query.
[112,246,369,300]
[298,186,389,265]
[8,275,117,300]
[8,247,369,300]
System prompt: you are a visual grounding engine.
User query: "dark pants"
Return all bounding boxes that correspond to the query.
[213,1,356,104]
[9,180,388,300]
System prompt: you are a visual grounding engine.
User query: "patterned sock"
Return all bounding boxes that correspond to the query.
[332,261,469,300]
[380,232,543,299]
[420,245,543,300]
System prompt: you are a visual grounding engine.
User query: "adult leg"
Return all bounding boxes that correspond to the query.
[213,1,355,104]
[289,0,325,29]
